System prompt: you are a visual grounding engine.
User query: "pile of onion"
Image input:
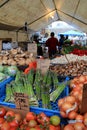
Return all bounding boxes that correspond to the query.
[70,75,87,106]
[64,112,87,130]
[58,95,78,119]
[58,75,87,119]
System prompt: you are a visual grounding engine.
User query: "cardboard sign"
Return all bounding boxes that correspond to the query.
[80,84,87,114]
[14,93,29,111]
[37,59,50,74]
[28,43,37,56]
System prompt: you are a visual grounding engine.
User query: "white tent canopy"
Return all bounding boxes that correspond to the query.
[0,0,87,32]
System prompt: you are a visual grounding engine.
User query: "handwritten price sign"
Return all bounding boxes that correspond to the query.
[14,93,29,111]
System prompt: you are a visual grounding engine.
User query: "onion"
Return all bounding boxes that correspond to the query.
[64,124,74,130]
[73,78,79,82]
[83,117,87,126]
[73,86,81,92]
[61,102,72,112]
[65,96,76,104]
[78,83,83,89]
[79,75,86,83]
[85,75,87,81]
[76,114,84,123]
[78,93,82,102]
[74,122,85,130]
[70,81,76,89]
[84,81,87,84]
[68,111,77,120]
[71,90,80,98]
[74,105,79,112]
[84,113,87,118]
[60,110,67,118]
[58,98,64,107]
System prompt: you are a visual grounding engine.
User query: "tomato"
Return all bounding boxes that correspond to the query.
[0,107,6,117]
[10,127,19,130]
[35,125,41,130]
[26,127,30,130]
[0,118,5,124]
[6,110,15,117]
[50,115,60,126]
[1,121,10,130]
[49,124,56,130]
[9,120,19,128]
[55,125,61,130]
[28,120,37,128]
[37,112,49,125]
[14,113,21,123]
[26,112,36,121]
[20,124,28,129]
[23,118,28,125]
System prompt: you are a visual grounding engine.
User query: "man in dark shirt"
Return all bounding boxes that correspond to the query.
[46,32,59,58]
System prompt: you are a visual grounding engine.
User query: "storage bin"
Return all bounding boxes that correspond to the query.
[0,77,15,97]
[0,85,69,124]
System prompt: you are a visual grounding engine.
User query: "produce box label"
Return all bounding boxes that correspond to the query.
[14,93,29,112]
[80,84,87,114]
[37,59,50,74]
[28,43,37,56]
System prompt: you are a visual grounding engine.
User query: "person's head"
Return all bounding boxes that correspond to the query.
[50,32,55,37]
[60,34,64,39]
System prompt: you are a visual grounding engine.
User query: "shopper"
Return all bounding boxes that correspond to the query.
[46,32,59,58]
[59,34,65,54]
[33,36,43,56]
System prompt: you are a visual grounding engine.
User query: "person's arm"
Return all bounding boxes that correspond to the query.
[46,39,49,47]
[56,38,59,46]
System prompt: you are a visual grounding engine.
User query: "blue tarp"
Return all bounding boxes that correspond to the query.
[58,30,85,36]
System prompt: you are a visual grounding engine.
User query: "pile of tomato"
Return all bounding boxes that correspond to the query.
[0,107,61,130]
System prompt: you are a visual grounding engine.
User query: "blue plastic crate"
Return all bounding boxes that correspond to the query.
[58,76,74,82]
[0,85,69,124]
[0,77,15,97]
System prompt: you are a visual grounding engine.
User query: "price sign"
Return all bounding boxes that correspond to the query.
[28,43,37,56]
[37,59,50,74]
[14,93,29,111]
[80,84,87,114]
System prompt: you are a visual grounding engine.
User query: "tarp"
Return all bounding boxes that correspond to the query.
[58,30,85,36]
